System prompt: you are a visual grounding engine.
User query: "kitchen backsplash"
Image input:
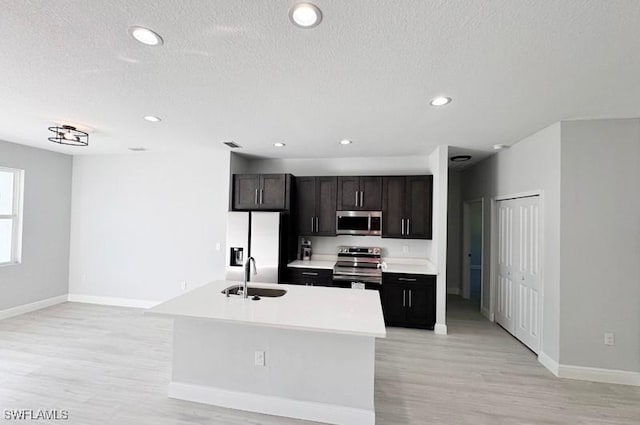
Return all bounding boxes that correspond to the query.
[309,236,432,259]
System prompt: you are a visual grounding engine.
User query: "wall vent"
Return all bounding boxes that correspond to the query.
[223,141,242,149]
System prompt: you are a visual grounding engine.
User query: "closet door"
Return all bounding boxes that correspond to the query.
[495,200,516,334]
[513,196,541,353]
[495,196,541,354]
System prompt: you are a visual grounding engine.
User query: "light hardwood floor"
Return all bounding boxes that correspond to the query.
[0,297,638,424]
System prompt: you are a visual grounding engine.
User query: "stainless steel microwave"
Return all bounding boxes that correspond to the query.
[336,211,382,236]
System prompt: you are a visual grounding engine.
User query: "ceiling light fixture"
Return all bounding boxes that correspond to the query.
[339,139,352,145]
[289,3,323,29]
[143,115,162,122]
[129,26,164,46]
[450,155,471,162]
[48,125,89,147]
[274,142,286,147]
[430,96,452,107]
[493,144,510,150]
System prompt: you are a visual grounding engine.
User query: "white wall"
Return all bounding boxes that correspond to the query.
[310,235,430,259]
[560,118,640,372]
[446,170,462,293]
[0,140,72,310]
[246,155,433,176]
[461,124,562,361]
[69,150,231,303]
[429,146,449,333]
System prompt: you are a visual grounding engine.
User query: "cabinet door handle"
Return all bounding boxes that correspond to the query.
[302,272,319,276]
[360,191,364,207]
[255,189,259,205]
[401,218,405,235]
[398,277,417,282]
[259,189,263,205]
[407,219,410,236]
[311,217,315,233]
[315,217,319,232]
[402,289,406,307]
[355,191,359,207]
[409,289,412,307]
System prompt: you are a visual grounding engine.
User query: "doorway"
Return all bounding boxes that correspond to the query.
[462,199,484,310]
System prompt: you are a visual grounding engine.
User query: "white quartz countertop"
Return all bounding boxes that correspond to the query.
[146,280,386,338]
[381,261,437,275]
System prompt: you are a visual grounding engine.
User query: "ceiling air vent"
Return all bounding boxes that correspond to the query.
[223,141,242,149]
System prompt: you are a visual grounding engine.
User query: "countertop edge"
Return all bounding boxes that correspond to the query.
[144,310,387,339]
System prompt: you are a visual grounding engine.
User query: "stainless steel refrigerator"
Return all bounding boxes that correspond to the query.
[225,211,283,283]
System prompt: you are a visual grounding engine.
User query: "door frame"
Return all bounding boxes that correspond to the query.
[461,198,484,309]
[489,190,545,349]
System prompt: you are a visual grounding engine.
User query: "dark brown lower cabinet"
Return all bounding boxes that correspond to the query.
[381,273,435,330]
[284,267,333,287]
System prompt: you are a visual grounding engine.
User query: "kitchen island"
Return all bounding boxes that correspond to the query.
[146,280,386,425]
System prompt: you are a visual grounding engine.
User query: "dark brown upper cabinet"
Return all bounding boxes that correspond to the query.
[337,176,382,210]
[294,176,337,236]
[232,174,291,211]
[382,175,432,239]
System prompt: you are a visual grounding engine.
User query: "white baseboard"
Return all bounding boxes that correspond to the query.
[558,364,640,387]
[68,294,160,309]
[434,323,447,335]
[168,381,375,425]
[538,352,640,387]
[446,288,460,295]
[481,307,492,321]
[538,351,559,376]
[0,294,68,320]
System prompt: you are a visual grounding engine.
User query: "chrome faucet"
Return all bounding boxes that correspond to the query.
[243,257,257,298]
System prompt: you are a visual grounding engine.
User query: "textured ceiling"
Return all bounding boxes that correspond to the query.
[0,0,639,158]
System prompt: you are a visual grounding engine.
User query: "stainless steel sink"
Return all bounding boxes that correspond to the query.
[222,285,287,298]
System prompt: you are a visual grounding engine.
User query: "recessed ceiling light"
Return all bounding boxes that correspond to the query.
[493,144,510,150]
[274,142,286,147]
[129,26,164,46]
[289,3,323,28]
[143,115,162,122]
[450,155,471,162]
[339,139,352,145]
[430,96,452,107]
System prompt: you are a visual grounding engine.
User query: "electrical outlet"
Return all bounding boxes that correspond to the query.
[215,242,221,251]
[180,281,187,291]
[403,245,409,254]
[255,351,265,367]
[604,332,615,346]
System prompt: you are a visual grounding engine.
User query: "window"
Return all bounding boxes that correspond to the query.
[0,167,23,265]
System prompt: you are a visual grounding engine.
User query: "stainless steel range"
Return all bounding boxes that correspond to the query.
[332,246,382,289]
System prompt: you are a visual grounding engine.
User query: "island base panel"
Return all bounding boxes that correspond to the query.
[169,318,376,425]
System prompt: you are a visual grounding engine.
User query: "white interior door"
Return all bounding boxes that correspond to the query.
[495,201,515,334]
[495,196,541,353]
[513,197,541,353]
